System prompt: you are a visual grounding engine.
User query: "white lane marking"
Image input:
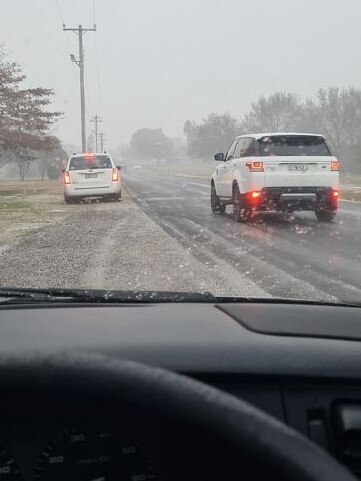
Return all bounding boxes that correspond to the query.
[341,184,361,191]
[341,200,361,205]
[144,196,190,201]
[185,182,209,189]
[175,174,210,179]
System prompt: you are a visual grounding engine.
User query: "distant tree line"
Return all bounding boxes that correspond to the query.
[121,128,186,161]
[128,128,174,160]
[183,88,361,173]
[0,43,64,180]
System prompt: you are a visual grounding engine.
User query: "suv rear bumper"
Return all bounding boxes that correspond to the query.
[254,186,338,212]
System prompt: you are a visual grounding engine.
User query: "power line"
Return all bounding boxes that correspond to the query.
[92,0,102,115]
[94,35,102,114]
[55,0,65,23]
[54,0,77,81]
[92,0,96,26]
[84,62,94,144]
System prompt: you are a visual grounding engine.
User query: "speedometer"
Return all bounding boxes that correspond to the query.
[0,448,22,481]
[33,427,158,481]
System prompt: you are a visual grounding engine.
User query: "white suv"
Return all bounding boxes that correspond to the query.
[63,153,121,204]
[211,133,340,222]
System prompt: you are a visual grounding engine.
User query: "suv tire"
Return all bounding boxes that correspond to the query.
[233,184,251,222]
[315,210,336,222]
[211,183,226,214]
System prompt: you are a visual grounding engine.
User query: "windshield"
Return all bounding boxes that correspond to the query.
[259,136,331,157]
[69,155,112,170]
[0,0,360,306]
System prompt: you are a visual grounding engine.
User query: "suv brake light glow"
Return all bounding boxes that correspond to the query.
[331,190,340,198]
[246,191,262,202]
[331,160,340,171]
[112,168,119,182]
[250,191,262,199]
[246,161,264,172]
[64,171,71,185]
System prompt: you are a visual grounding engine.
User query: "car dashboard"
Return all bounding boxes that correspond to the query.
[1,301,361,479]
[0,409,173,481]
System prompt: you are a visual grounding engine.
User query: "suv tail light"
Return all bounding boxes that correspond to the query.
[64,171,71,185]
[250,191,262,199]
[247,191,262,202]
[331,189,339,198]
[112,168,119,182]
[331,160,340,171]
[246,161,264,172]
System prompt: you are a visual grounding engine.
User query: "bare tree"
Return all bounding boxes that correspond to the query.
[241,92,304,133]
[184,113,240,159]
[301,87,361,172]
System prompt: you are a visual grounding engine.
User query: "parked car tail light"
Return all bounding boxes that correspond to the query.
[112,168,119,182]
[331,189,340,198]
[64,171,71,185]
[246,161,264,172]
[331,160,340,171]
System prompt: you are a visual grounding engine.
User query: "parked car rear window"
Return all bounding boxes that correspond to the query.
[259,136,331,157]
[69,155,113,170]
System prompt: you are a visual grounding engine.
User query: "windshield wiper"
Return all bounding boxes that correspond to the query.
[1,289,358,308]
[0,288,216,305]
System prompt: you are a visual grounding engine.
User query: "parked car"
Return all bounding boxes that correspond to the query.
[63,153,121,204]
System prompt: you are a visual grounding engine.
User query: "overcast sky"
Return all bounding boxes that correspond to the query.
[2,0,361,148]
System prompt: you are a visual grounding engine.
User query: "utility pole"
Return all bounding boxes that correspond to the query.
[63,23,96,152]
[99,132,106,152]
[90,115,102,152]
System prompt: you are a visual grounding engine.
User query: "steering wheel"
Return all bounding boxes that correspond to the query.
[0,354,356,481]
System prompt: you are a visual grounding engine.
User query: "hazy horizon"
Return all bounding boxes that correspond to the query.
[2,0,361,148]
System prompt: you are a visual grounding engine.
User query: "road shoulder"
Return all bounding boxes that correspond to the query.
[0,187,269,298]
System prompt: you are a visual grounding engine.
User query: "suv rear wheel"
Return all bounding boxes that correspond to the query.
[64,194,74,205]
[233,184,251,222]
[211,183,226,214]
[315,210,336,222]
[112,192,121,201]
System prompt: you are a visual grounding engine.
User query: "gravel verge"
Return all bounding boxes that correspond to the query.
[0,189,268,297]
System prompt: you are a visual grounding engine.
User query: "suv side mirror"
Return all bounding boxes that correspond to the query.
[214,152,225,162]
[116,165,121,171]
[61,168,65,173]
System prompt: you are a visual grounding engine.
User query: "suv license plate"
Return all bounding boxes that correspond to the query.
[85,173,97,178]
[288,164,307,172]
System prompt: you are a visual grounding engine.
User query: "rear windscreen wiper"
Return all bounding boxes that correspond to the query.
[0,288,216,305]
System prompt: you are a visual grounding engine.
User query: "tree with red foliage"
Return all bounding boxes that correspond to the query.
[0,45,61,179]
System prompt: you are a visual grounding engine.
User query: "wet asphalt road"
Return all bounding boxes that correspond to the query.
[126,171,361,303]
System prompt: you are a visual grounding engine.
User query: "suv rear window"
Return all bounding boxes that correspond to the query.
[259,136,331,157]
[69,155,113,170]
